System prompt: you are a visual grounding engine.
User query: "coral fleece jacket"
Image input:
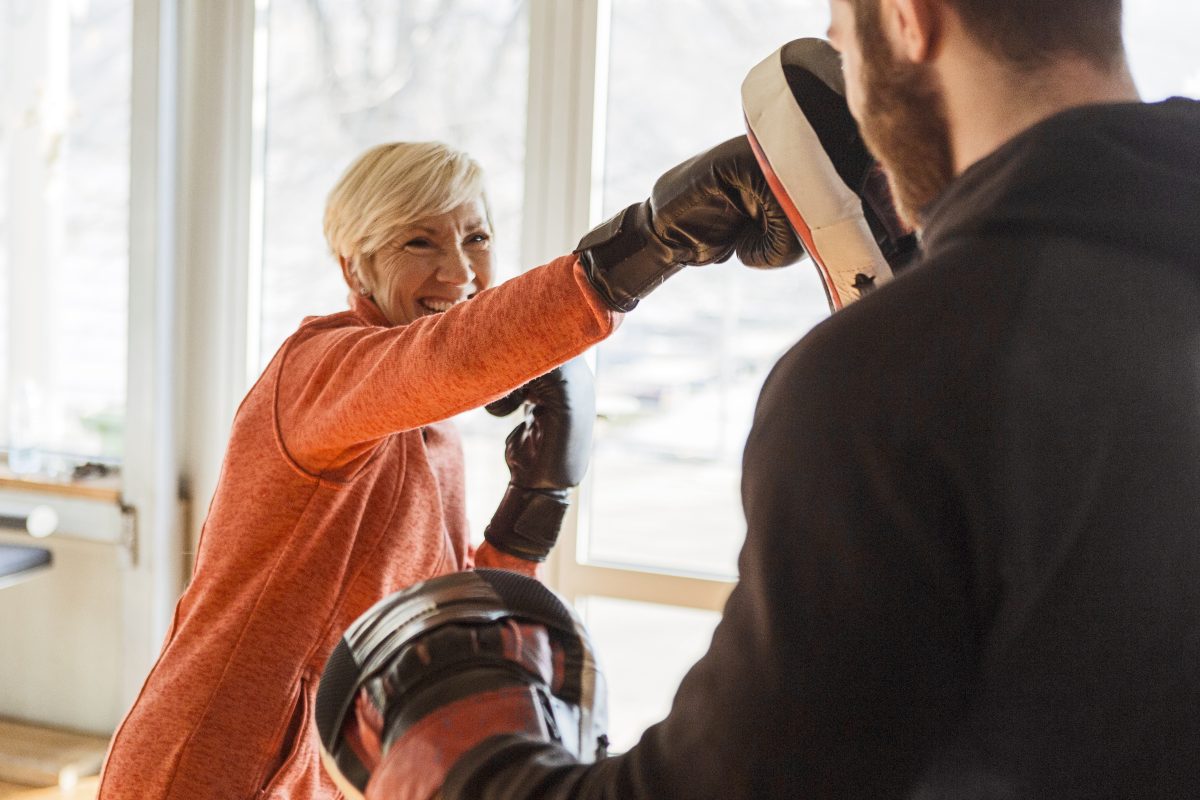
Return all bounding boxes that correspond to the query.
[98,256,618,800]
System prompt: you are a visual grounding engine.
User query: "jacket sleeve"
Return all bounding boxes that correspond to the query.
[441,316,979,799]
[274,256,616,475]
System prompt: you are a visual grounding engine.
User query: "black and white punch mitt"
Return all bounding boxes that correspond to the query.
[743,37,918,311]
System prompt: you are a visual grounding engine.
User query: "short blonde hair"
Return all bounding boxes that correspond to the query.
[323,141,492,262]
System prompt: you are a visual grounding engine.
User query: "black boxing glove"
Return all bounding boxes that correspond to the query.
[482,357,595,562]
[575,135,807,313]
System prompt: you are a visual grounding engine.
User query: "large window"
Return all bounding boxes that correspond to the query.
[1,0,131,472]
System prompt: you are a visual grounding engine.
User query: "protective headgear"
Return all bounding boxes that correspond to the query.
[743,38,918,311]
[315,569,607,800]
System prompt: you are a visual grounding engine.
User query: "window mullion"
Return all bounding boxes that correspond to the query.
[173,0,257,572]
[521,0,606,601]
[518,0,606,268]
[121,0,184,709]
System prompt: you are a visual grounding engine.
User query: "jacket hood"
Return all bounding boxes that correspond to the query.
[921,98,1200,267]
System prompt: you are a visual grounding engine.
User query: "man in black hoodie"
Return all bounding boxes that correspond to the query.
[327,1,1200,797]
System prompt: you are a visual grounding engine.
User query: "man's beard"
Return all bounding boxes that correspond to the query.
[854,5,956,228]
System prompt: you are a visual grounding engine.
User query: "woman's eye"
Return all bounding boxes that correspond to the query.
[406,238,432,249]
[467,233,490,246]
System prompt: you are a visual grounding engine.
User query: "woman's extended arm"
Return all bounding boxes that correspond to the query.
[274,256,615,475]
[277,132,802,476]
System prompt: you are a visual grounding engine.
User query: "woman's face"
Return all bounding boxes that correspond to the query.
[353,198,495,325]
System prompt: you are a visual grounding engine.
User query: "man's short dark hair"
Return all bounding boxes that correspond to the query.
[877,0,1125,71]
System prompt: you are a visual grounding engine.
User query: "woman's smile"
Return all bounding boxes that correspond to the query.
[417,295,474,315]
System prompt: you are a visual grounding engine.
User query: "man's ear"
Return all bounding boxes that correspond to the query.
[886,0,942,63]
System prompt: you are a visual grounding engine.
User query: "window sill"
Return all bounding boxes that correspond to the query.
[0,468,120,504]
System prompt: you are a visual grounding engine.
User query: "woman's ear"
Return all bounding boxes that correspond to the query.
[338,254,355,288]
[339,255,372,296]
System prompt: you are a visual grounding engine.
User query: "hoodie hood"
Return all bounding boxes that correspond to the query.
[922,98,1200,268]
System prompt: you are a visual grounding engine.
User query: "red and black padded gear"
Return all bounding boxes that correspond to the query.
[314,570,607,800]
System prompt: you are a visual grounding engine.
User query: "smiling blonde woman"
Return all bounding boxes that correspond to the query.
[96,141,617,800]
[97,124,799,799]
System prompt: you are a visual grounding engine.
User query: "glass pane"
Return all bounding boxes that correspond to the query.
[255,0,530,537]
[1,0,131,472]
[1125,1,1200,100]
[587,1,832,578]
[579,596,719,752]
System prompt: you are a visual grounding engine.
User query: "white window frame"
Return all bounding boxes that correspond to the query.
[121,0,186,702]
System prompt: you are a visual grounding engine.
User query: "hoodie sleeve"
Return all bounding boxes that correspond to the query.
[440,315,977,800]
[274,256,617,476]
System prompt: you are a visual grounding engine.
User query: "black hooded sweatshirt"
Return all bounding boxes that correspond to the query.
[443,98,1200,799]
